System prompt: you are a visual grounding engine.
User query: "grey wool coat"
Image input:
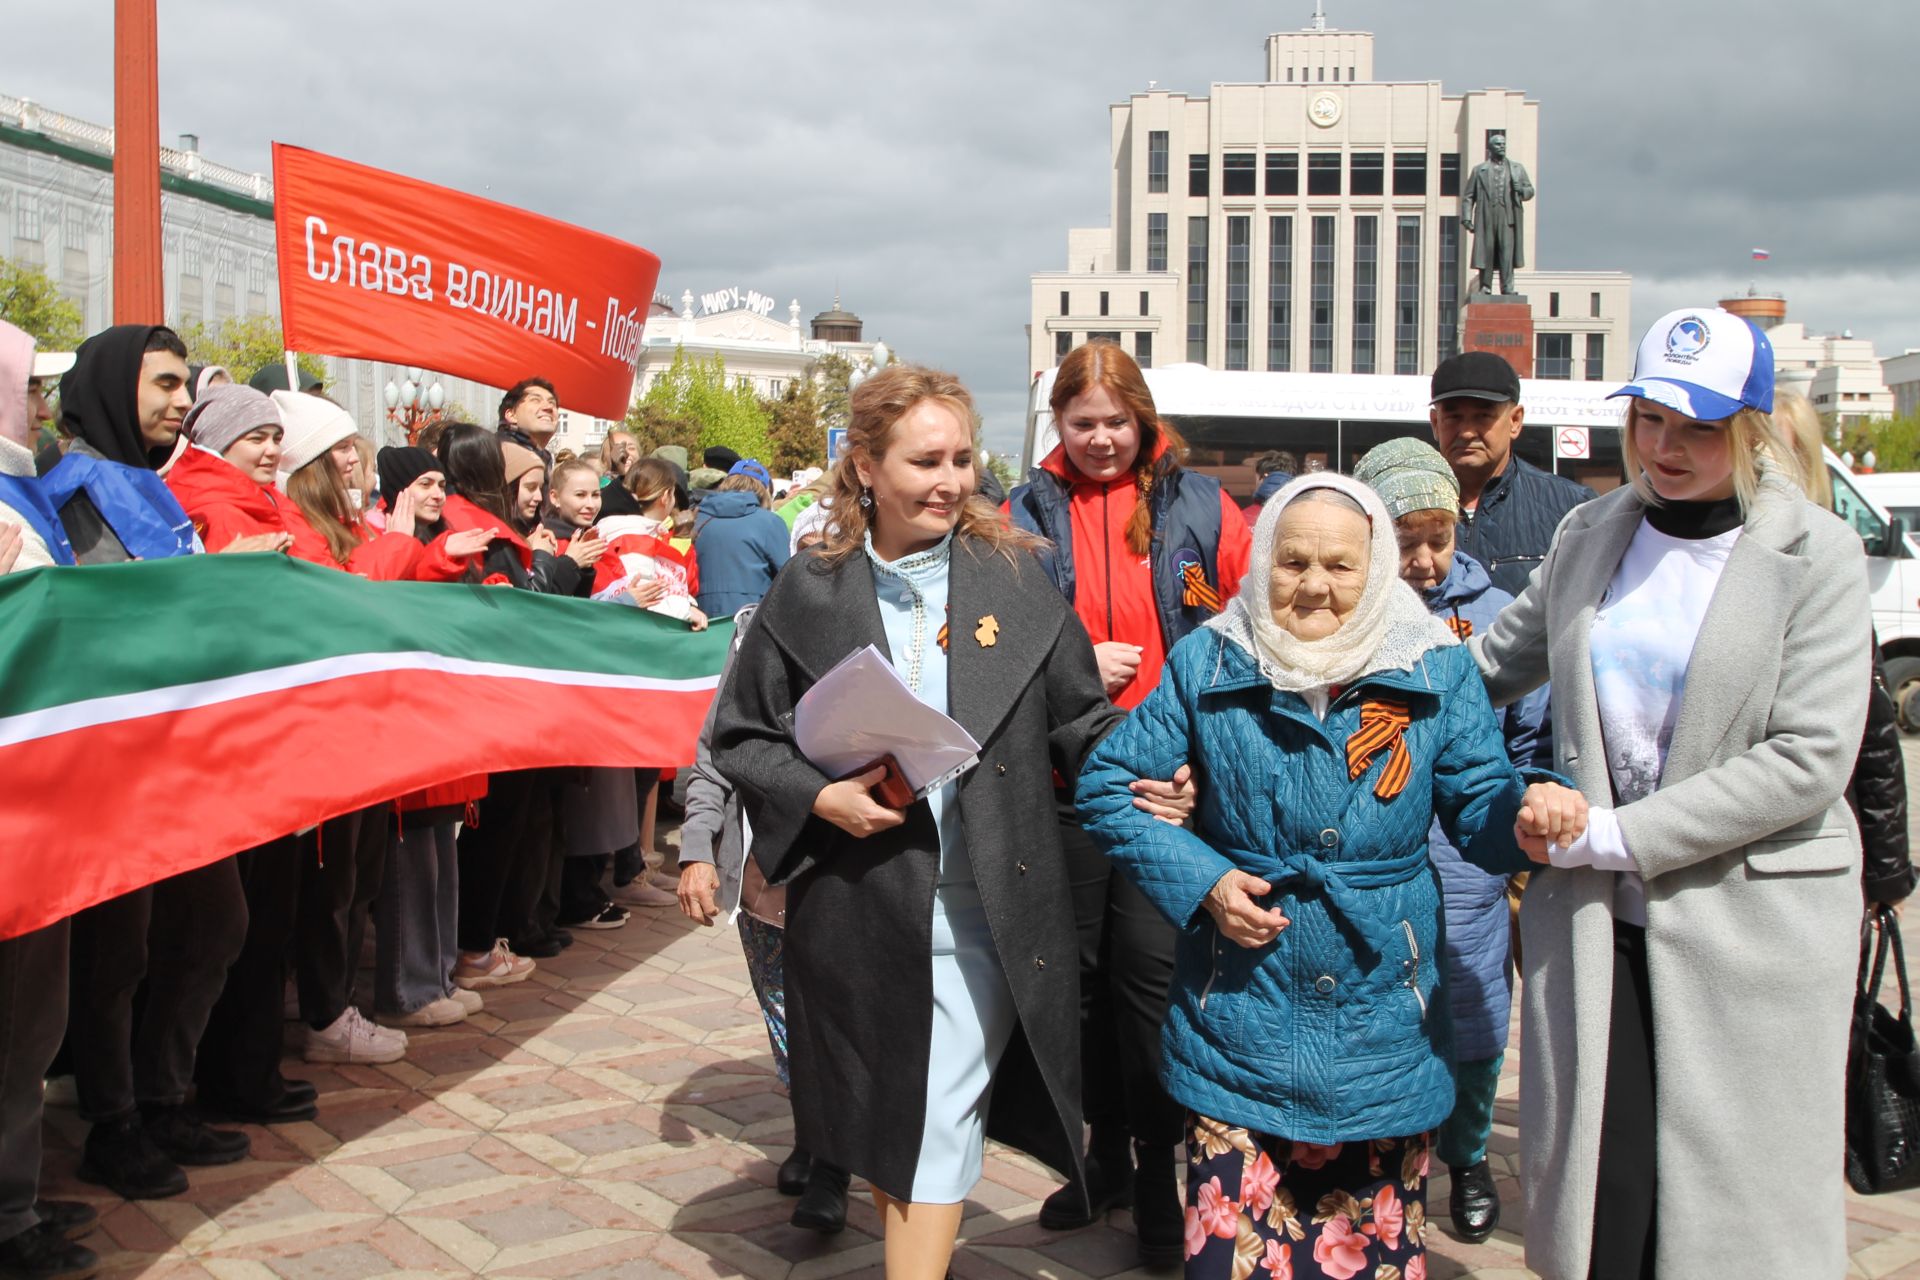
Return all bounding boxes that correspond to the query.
[711,537,1121,1202]
[1471,470,1871,1280]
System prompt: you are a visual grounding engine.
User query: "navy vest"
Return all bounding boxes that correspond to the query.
[1008,461,1226,651]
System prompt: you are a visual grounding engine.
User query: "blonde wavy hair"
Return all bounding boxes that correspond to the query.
[1767,388,1833,510]
[1621,398,1805,511]
[818,364,1043,565]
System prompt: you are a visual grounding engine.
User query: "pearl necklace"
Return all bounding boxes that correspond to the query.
[864,532,952,695]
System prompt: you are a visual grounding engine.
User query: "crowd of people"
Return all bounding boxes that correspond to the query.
[0,303,1911,1280]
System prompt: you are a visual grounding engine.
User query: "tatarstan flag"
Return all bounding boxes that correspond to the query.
[0,554,733,940]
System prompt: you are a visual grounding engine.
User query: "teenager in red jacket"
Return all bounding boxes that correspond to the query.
[164,385,295,554]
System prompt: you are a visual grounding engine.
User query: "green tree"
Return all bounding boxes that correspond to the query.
[764,375,828,475]
[1843,410,1920,474]
[0,256,85,352]
[982,451,1019,493]
[637,346,772,463]
[813,351,855,435]
[621,400,702,459]
[174,314,327,386]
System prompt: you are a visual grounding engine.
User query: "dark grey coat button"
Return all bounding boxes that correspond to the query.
[1319,828,1339,849]
[1315,975,1336,994]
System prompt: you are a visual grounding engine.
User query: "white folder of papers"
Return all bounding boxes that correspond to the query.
[793,645,982,798]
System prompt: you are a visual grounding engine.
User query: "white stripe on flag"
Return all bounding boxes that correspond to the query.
[0,651,719,749]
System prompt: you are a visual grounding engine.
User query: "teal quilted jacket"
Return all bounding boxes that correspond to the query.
[1076,626,1539,1143]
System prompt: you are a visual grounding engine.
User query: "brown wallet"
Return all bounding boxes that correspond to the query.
[842,754,915,809]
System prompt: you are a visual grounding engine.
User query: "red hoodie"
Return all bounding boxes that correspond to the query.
[442,493,533,578]
[1008,443,1252,710]
[277,500,475,582]
[166,446,288,549]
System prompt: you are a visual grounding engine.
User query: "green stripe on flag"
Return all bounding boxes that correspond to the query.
[0,555,734,719]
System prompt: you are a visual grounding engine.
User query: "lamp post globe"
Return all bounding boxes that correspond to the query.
[871,341,890,370]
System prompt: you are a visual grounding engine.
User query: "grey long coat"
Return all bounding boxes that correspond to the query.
[712,538,1120,1202]
[1472,471,1871,1280]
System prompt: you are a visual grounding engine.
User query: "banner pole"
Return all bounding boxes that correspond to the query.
[284,349,300,393]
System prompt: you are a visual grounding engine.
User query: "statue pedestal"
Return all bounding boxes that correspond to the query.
[1461,299,1534,377]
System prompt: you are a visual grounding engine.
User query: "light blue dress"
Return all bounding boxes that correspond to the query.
[865,533,1019,1203]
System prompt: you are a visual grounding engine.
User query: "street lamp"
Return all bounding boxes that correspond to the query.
[846,340,892,395]
[1865,449,1879,474]
[384,366,447,446]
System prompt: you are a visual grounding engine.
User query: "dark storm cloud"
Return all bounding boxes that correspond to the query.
[11,1,1913,453]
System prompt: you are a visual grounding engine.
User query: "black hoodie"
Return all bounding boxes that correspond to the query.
[60,324,173,469]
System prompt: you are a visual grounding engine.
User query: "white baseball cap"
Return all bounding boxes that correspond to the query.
[31,351,75,380]
[1610,307,1774,421]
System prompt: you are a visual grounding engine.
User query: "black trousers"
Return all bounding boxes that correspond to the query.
[458,770,546,955]
[0,920,68,1244]
[559,855,612,923]
[1590,920,1656,1280]
[297,808,388,1030]
[1059,804,1186,1151]
[196,837,301,1108]
[70,859,246,1121]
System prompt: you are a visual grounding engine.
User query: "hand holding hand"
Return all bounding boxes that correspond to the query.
[1203,869,1290,949]
[386,489,416,539]
[528,526,559,554]
[1094,641,1144,695]
[1132,764,1196,825]
[566,529,606,567]
[812,766,909,839]
[1516,782,1588,863]
[219,531,293,555]
[626,576,668,608]
[444,528,494,559]
[678,861,720,925]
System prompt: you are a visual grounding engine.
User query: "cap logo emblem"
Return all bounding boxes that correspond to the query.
[1665,315,1711,363]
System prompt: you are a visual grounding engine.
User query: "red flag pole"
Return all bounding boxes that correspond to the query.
[113,0,165,324]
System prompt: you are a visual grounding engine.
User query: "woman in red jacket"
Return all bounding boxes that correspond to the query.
[164,385,296,554]
[1004,341,1252,1266]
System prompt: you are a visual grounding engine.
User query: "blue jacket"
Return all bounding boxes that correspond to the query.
[1008,456,1227,652]
[691,490,790,618]
[1421,552,1549,1061]
[1458,455,1594,599]
[1076,627,1539,1143]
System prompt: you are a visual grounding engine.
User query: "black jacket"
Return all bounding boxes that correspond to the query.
[1458,454,1595,598]
[1854,638,1914,904]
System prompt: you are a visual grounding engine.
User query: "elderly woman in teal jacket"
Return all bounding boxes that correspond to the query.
[1075,473,1584,1280]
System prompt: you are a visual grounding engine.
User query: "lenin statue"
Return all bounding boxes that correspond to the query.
[1461,131,1534,297]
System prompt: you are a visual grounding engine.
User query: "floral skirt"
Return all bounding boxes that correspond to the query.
[1185,1114,1431,1280]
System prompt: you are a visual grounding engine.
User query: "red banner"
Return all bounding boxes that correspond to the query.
[272,144,661,421]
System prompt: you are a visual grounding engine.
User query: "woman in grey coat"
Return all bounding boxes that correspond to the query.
[1473,308,1872,1279]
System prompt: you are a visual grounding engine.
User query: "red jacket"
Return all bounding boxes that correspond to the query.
[278,500,475,582]
[442,493,533,579]
[165,446,287,549]
[1008,443,1252,710]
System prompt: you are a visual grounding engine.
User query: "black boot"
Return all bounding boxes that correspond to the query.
[1131,1141,1184,1270]
[1038,1142,1133,1230]
[140,1103,251,1167]
[790,1161,850,1234]
[776,1146,813,1196]
[75,1114,187,1201]
[1448,1158,1500,1242]
[0,1222,99,1280]
[28,1204,95,1243]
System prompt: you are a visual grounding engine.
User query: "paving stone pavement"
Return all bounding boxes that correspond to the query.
[34,758,1920,1278]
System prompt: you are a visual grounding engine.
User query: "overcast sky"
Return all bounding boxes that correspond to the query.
[14,1,1916,453]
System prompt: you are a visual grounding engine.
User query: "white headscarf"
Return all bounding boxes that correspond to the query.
[1206,471,1454,691]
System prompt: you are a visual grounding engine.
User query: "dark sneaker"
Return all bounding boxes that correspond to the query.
[76,1115,187,1201]
[28,1204,94,1242]
[557,905,629,931]
[140,1104,250,1167]
[0,1221,99,1279]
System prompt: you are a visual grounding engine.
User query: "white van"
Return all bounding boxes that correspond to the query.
[1022,368,1920,725]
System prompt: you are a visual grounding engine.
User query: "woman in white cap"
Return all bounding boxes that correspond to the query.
[1471,307,1872,1279]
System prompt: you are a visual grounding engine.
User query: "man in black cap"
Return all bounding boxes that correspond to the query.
[1428,351,1593,599]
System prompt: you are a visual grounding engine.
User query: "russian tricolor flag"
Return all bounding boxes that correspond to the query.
[1752,248,1771,260]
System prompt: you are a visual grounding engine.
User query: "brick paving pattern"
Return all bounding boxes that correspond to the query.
[35,749,1920,1276]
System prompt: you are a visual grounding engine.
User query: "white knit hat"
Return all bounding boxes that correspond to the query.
[271,390,357,480]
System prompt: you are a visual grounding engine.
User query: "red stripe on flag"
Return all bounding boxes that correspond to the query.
[0,668,714,940]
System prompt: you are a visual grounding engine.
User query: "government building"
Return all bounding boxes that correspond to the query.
[1027,16,1634,385]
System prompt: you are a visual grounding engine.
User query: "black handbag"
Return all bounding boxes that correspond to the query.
[1845,903,1920,1194]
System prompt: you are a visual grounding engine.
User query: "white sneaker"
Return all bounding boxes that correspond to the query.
[375,996,467,1028]
[610,880,678,908]
[305,1007,408,1064]
[447,987,484,1015]
[451,939,535,989]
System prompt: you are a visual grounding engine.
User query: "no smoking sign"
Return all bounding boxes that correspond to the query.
[1556,427,1591,461]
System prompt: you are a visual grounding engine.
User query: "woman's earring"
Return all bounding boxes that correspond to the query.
[859,487,874,509]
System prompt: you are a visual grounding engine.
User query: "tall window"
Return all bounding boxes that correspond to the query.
[1136,332,1153,368]
[1440,153,1462,197]
[1265,152,1299,196]
[1055,331,1073,365]
[1140,290,1150,316]
[1059,290,1070,316]
[1395,216,1421,375]
[1352,216,1378,374]
[14,197,40,241]
[1393,152,1428,196]
[1437,216,1461,361]
[1536,333,1573,380]
[1188,217,1209,363]
[1189,154,1209,198]
[1147,213,1168,272]
[1310,216,1335,373]
[1099,290,1110,317]
[1148,130,1169,193]
[1225,217,1251,370]
[1350,152,1384,197]
[1223,153,1257,197]
[1585,333,1606,381]
[1590,291,1602,318]
[1307,153,1342,196]
[1268,215,1293,372]
[1549,292,1560,318]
